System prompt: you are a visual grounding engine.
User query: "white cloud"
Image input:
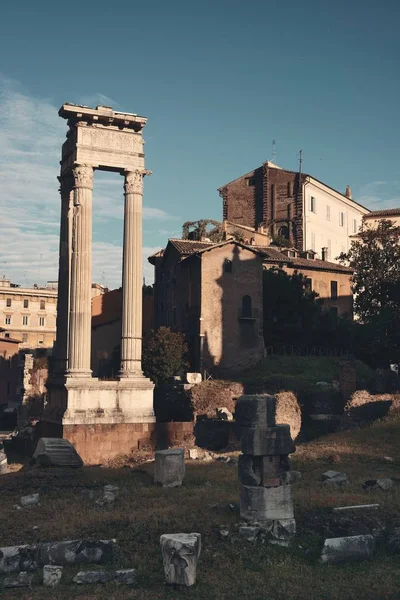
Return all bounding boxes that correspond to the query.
[356,180,400,210]
[0,77,173,288]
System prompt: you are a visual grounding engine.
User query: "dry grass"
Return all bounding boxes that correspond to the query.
[1,413,400,599]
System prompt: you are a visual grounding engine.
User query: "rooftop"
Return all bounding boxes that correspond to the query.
[364,207,400,218]
[59,104,147,130]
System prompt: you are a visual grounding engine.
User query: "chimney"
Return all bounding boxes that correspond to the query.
[345,185,352,199]
[321,247,328,261]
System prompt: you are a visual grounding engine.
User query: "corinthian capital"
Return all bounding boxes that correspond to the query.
[124,170,144,195]
[72,164,93,189]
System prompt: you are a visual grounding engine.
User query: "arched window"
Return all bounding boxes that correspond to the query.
[242,295,252,318]
[278,226,289,240]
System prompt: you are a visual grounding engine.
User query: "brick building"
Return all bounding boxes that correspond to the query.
[218,161,370,263]
[149,239,353,374]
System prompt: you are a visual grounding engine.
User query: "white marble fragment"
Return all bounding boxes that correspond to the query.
[43,565,63,587]
[160,533,201,586]
[320,535,375,563]
[20,493,40,507]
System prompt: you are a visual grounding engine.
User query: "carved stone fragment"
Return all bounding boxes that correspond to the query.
[33,437,83,468]
[4,571,33,588]
[320,535,375,563]
[160,533,201,586]
[154,449,185,487]
[43,565,63,587]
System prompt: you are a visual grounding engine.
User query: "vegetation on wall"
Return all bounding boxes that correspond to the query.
[142,326,189,385]
[182,219,223,242]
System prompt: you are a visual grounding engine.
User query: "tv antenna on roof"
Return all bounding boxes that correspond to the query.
[298,149,303,176]
[272,139,276,162]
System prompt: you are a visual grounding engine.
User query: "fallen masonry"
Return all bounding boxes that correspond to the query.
[322,471,348,487]
[4,571,33,589]
[74,568,136,586]
[333,504,380,513]
[320,535,375,564]
[20,493,40,507]
[363,478,393,491]
[0,539,118,574]
[43,565,63,588]
[160,533,201,586]
[236,394,296,540]
[32,437,83,468]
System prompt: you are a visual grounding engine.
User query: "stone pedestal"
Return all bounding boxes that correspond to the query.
[155,449,185,487]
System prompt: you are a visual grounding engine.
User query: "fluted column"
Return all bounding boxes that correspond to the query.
[67,164,93,377]
[54,173,73,375]
[119,169,145,377]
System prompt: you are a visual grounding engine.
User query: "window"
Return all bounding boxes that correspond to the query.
[39,317,45,327]
[331,281,338,300]
[40,300,45,310]
[22,334,28,343]
[23,299,29,308]
[242,295,252,318]
[288,250,296,258]
[310,196,316,213]
[224,259,232,273]
[23,316,29,326]
[326,205,331,220]
[339,212,344,227]
[5,315,11,325]
[247,177,255,187]
[38,334,44,344]
[353,219,357,233]
[5,333,10,338]
[6,298,11,307]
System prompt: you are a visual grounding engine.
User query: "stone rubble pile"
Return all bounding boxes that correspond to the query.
[236,395,296,541]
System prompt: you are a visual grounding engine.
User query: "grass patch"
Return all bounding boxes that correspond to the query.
[1,413,399,599]
[237,356,375,395]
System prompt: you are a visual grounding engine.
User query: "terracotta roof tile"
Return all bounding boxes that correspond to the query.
[364,208,400,218]
[169,239,215,255]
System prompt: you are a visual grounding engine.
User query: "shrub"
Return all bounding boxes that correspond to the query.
[142,327,188,385]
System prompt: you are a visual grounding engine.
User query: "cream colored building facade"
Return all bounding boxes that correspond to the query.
[0,279,57,349]
[303,178,370,262]
[362,208,400,229]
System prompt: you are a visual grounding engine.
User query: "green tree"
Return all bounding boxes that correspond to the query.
[142,327,189,385]
[339,219,400,365]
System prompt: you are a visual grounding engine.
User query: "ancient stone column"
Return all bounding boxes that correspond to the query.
[119,170,144,377]
[67,165,93,377]
[54,173,73,375]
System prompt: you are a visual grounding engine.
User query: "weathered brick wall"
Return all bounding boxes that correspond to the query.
[221,166,264,229]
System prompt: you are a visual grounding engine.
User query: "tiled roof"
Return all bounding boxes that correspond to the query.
[247,245,352,273]
[169,239,215,255]
[364,208,400,218]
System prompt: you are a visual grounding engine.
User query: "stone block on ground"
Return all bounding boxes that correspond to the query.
[240,425,295,456]
[363,478,393,491]
[155,449,185,487]
[101,484,119,504]
[0,544,37,574]
[43,565,63,587]
[20,493,40,507]
[4,571,33,588]
[33,437,83,468]
[36,539,118,567]
[238,525,261,541]
[270,518,296,540]
[186,372,202,384]
[235,395,276,428]
[114,569,137,585]
[160,533,201,586]
[240,484,294,522]
[73,570,110,584]
[322,471,348,487]
[320,535,375,563]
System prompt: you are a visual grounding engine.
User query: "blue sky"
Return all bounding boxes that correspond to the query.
[1,0,399,288]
